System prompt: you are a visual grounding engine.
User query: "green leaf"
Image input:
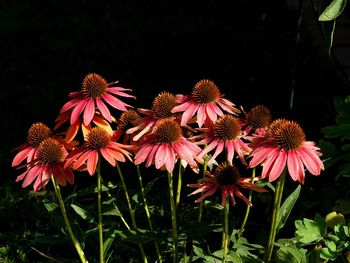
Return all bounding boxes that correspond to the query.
[70,204,94,223]
[295,214,327,244]
[109,228,167,244]
[321,124,350,140]
[277,185,301,232]
[319,0,347,21]
[320,247,338,260]
[180,221,222,238]
[42,198,58,213]
[275,245,307,263]
[204,250,242,263]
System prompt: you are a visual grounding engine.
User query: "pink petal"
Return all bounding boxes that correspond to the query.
[206,104,218,123]
[103,93,130,111]
[72,151,91,170]
[105,147,126,163]
[195,186,218,203]
[181,103,199,126]
[268,150,287,182]
[249,147,273,168]
[171,101,191,113]
[287,150,304,183]
[60,98,81,113]
[260,148,280,179]
[155,144,168,169]
[101,148,116,166]
[96,98,112,122]
[134,145,152,165]
[71,99,88,124]
[12,147,33,167]
[164,145,176,173]
[208,141,224,165]
[211,103,224,117]
[22,165,41,188]
[87,151,98,175]
[299,146,324,175]
[146,145,159,167]
[83,98,95,125]
[225,141,235,165]
[197,105,206,128]
[197,140,219,160]
[107,88,136,98]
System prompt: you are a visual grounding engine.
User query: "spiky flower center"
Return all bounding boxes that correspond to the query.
[246,105,271,130]
[152,92,177,119]
[86,127,110,150]
[27,122,52,147]
[268,119,305,150]
[153,118,182,144]
[192,79,220,104]
[213,115,241,140]
[117,110,140,132]
[214,162,241,186]
[81,73,108,99]
[37,138,64,166]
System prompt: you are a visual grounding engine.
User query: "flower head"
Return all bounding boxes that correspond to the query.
[126,91,178,141]
[59,73,135,126]
[171,79,240,127]
[249,119,325,184]
[188,162,266,207]
[12,122,52,167]
[194,114,251,165]
[240,105,272,135]
[134,118,201,173]
[15,138,74,191]
[113,109,141,144]
[65,127,134,175]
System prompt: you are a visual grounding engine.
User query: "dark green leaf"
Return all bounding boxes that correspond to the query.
[277,185,301,232]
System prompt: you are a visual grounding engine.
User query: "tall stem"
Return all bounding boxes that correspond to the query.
[238,167,256,236]
[198,158,208,222]
[176,164,183,208]
[167,172,178,263]
[96,160,104,263]
[51,177,88,263]
[136,165,162,262]
[222,197,230,263]
[116,162,148,263]
[264,168,286,262]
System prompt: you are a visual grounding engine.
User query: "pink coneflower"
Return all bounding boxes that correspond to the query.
[171,79,240,127]
[15,138,74,191]
[65,127,134,175]
[194,114,251,166]
[134,118,201,173]
[59,73,135,126]
[248,119,325,184]
[126,91,178,141]
[12,122,52,167]
[240,105,272,135]
[188,162,267,207]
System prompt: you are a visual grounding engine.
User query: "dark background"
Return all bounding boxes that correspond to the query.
[1,0,350,261]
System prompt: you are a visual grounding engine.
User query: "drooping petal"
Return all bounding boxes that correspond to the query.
[134,145,152,165]
[287,150,303,183]
[72,150,91,170]
[208,141,224,165]
[100,148,116,166]
[197,104,206,128]
[146,145,159,167]
[299,146,324,175]
[171,101,191,113]
[96,98,112,123]
[260,148,280,179]
[60,98,81,113]
[71,99,88,124]
[103,93,130,112]
[87,151,99,175]
[164,145,176,173]
[181,103,199,126]
[12,147,33,167]
[155,144,168,169]
[268,150,287,182]
[206,104,218,123]
[83,98,96,125]
[22,165,42,188]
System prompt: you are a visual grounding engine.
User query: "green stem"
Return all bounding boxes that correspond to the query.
[176,164,183,208]
[238,167,256,236]
[96,160,104,263]
[264,168,286,262]
[168,172,178,263]
[198,158,208,223]
[116,162,148,263]
[51,177,88,263]
[222,197,230,263]
[136,165,162,263]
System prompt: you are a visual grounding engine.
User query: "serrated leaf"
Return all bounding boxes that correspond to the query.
[295,214,327,244]
[275,245,307,263]
[277,185,301,232]
[319,0,347,21]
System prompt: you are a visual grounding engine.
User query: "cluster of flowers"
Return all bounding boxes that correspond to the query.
[12,73,325,207]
